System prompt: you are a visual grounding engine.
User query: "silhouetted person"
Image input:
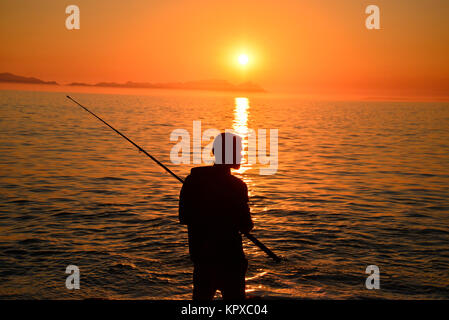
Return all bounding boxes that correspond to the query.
[179,132,253,300]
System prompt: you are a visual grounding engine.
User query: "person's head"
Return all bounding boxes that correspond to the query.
[212,132,242,169]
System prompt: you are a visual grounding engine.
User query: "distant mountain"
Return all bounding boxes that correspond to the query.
[69,79,266,93]
[0,72,58,85]
[0,72,265,92]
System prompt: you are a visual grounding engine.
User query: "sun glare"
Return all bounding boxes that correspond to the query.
[238,54,249,66]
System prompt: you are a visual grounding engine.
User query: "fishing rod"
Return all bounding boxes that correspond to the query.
[67,95,281,262]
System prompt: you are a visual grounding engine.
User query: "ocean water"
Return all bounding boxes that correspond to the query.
[0,89,448,299]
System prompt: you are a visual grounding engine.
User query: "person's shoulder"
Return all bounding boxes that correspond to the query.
[229,174,248,191]
[189,165,216,178]
[184,166,215,184]
[229,173,245,184]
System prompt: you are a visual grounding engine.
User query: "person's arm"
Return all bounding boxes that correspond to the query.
[238,182,253,234]
[178,176,191,225]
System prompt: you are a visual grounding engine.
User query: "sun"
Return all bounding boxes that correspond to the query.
[238,54,249,66]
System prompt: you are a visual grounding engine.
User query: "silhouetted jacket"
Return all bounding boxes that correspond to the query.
[179,165,253,264]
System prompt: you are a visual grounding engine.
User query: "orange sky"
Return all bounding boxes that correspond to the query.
[0,0,448,99]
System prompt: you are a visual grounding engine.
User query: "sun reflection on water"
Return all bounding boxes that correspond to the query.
[233,97,251,175]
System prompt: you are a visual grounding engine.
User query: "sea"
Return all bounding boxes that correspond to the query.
[0,88,448,299]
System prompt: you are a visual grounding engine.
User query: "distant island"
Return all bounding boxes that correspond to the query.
[0,72,265,93]
[69,79,265,93]
[0,72,59,85]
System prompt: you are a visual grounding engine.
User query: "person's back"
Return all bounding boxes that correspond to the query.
[179,133,253,300]
[179,165,253,263]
